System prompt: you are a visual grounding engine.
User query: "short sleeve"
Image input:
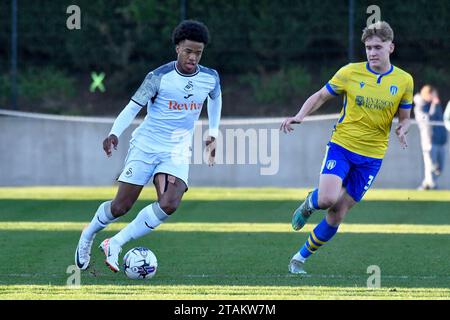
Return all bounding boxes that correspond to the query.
[326,65,350,96]
[399,75,414,109]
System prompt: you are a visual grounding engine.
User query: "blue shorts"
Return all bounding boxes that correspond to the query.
[320,142,383,202]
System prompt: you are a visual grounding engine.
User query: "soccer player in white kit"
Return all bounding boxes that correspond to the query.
[75,20,222,272]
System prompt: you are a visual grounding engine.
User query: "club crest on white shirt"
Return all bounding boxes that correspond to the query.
[125,167,133,177]
[184,81,194,92]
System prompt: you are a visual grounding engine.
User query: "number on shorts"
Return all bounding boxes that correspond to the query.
[364,175,374,191]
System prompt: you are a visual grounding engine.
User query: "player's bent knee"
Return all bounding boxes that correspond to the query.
[327,207,348,225]
[327,212,343,225]
[318,195,338,209]
[159,198,180,215]
[111,200,133,217]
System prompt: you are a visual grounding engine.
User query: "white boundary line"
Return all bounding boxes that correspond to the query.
[0,108,339,125]
[0,273,448,280]
[0,108,446,126]
[0,109,119,124]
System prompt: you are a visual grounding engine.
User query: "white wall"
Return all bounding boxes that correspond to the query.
[1,114,449,189]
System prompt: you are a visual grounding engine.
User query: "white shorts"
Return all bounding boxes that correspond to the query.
[118,144,189,187]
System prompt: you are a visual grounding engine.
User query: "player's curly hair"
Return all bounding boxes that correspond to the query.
[361,21,394,43]
[172,20,209,45]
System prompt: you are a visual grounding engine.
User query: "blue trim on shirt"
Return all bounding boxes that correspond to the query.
[399,103,412,109]
[366,62,393,76]
[174,61,200,77]
[366,63,394,84]
[338,94,347,123]
[199,65,219,78]
[152,61,175,76]
[199,65,221,99]
[325,83,339,96]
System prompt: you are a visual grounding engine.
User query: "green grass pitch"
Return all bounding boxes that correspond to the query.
[0,187,449,300]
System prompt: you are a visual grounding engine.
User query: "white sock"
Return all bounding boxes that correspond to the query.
[293,251,307,263]
[81,201,117,241]
[111,202,169,247]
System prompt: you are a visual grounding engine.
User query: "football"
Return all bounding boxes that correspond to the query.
[123,247,158,280]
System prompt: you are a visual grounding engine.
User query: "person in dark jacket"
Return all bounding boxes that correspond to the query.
[428,89,447,188]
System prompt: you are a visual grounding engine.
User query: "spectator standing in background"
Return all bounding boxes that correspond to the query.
[414,85,447,189]
[428,89,447,188]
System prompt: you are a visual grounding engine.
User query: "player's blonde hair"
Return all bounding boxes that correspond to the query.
[361,21,394,43]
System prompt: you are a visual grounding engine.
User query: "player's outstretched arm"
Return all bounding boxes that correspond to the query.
[395,107,411,150]
[280,86,335,133]
[104,100,142,157]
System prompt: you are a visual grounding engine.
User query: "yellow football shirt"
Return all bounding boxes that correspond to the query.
[326,62,413,158]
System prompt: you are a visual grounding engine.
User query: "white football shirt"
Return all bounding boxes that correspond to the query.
[129,61,221,155]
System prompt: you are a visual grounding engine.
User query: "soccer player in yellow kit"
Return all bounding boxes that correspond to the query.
[280,21,413,274]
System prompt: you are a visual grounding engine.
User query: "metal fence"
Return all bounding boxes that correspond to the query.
[1,0,449,116]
